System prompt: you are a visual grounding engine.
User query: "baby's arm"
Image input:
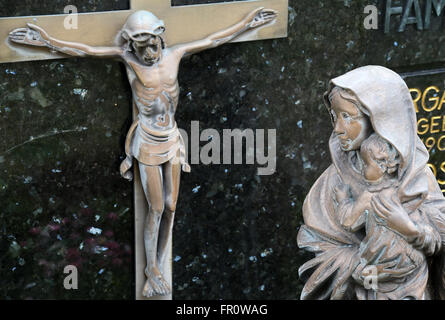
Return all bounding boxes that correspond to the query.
[335,184,370,232]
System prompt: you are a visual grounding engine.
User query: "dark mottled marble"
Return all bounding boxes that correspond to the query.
[1,0,445,299]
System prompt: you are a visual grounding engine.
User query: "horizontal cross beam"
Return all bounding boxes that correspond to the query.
[0,0,287,63]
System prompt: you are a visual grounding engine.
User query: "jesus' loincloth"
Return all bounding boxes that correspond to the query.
[120,120,190,181]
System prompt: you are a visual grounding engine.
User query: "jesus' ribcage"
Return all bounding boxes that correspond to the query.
[133,80,179,129]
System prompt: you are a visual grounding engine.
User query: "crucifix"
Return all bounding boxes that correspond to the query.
[0,0,288,300]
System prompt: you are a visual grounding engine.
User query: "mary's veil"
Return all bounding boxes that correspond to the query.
[298,66,445,299]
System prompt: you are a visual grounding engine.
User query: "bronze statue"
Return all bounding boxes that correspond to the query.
[298,66,445,300]
[8,8,277,298]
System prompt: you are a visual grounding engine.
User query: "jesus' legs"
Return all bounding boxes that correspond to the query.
[157,155,181,270]
[139,162,171,297]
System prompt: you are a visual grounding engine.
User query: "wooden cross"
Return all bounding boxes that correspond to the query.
[0,0,288,300]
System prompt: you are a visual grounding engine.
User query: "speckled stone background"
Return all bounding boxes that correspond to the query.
[1,0,445,299]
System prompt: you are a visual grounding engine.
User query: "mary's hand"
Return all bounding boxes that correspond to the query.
[9,23,51,47]
[371,192,419,238]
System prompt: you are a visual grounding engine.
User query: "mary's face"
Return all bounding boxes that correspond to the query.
[330,93,372,151]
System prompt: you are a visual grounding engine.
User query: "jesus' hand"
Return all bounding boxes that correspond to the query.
[245,7,278,29]
[9,23,51,47]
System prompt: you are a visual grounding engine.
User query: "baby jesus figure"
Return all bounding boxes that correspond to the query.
[334,133,425,299]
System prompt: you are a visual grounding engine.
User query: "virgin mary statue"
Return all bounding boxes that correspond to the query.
[297,66,445,300]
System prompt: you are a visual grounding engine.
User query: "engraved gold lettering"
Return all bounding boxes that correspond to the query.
[430,115,441,133]
[425,136,436,151]
[422,86,440,112]
[417,117,429,135]
[438,161,445,185]
[438,89,445,110]
[428,163,437,177]
[410,88,421,113]
[438,135,445,151]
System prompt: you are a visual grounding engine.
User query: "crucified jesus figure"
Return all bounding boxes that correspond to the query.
[9,7,277,298]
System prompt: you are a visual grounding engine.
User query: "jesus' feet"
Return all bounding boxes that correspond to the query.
[142,266,171,297]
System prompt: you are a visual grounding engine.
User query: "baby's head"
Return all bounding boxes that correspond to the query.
[360,133,400,182]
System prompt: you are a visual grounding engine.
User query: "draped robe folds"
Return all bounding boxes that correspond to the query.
[297,66,445,300]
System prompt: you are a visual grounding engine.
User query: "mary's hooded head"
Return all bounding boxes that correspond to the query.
[324,65,432,209]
